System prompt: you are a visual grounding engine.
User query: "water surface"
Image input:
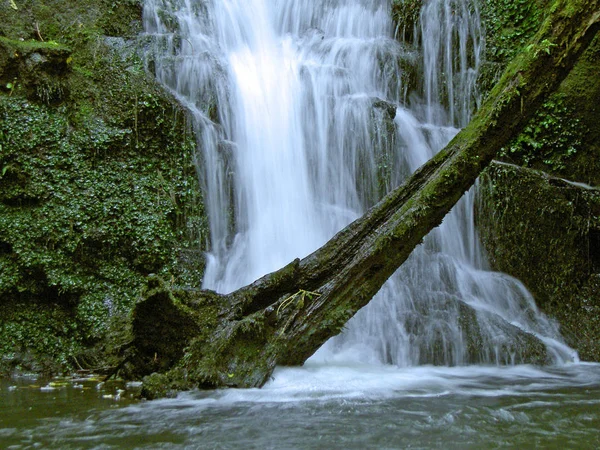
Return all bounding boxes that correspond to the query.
[2,364,600,449]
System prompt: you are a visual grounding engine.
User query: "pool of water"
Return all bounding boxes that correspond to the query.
[2,363,600,449]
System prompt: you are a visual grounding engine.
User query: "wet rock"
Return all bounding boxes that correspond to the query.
[478,162,600,361]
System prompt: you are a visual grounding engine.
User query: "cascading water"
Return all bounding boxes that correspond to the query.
[143,0,575,368]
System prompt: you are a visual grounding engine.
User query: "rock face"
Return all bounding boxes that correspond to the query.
[478,162,600,361]
[0,37,71,103]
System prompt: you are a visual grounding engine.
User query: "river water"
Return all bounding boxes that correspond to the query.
[2,364,600,448]
[3,0,599,447]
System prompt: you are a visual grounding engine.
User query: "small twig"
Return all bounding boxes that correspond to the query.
[72,355,84,371]
[34,22,44,42]
[276,289,322,337]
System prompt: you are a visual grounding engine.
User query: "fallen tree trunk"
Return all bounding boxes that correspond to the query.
[129,0,600,395]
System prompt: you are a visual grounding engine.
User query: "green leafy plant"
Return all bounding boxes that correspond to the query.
[500,96,586,172]
[481,0,543,62]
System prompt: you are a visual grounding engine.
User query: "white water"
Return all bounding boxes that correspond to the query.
[143,0,575,369]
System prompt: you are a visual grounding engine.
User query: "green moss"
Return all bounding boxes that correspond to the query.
[499,95,587,174]
[0,1,208,376]
[140,368,195,400]
[0,0,141,43]
[478,163,600,360]
[0,36,69,52]
[181,315,274,389]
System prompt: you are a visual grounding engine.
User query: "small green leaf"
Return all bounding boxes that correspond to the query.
[6,83,13,90]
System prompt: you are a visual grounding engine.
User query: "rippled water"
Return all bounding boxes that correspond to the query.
[2,364,600,449]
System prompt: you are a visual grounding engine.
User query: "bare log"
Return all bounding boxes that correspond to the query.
[130,0,600,395]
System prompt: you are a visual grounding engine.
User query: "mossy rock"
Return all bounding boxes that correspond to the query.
[478,162,600,360]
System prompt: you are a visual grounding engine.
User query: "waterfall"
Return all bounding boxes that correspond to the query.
[143,0,576,367]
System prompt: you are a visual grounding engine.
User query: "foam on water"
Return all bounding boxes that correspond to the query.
[144,363,600,406]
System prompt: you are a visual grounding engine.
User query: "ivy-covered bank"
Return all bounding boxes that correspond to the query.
[474,0,600,359]
[479,0,600,185]
[0,1,207,375]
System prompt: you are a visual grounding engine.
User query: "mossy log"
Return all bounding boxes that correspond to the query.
[130,0,600,393]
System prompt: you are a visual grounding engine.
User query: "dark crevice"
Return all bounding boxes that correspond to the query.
[0,240,12,254]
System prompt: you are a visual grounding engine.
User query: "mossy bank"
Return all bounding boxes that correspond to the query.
[0,0,207,376]
[475,0,600,359]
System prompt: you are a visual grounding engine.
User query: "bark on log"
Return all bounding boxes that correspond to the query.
[130,0,600,394]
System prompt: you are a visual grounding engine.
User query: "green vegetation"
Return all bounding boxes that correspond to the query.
[500,96,586,172]
[391,0,422,44]
[479,0,600,184]
[481,0,546,62]
[557,35,600,185]
[0,1,207,376]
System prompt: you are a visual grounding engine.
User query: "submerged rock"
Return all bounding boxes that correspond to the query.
[402,295,550,366]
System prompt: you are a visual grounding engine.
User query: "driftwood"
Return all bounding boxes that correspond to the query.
[128,0,600,394]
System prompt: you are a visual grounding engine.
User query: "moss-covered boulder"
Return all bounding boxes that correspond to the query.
[478,162,600,360]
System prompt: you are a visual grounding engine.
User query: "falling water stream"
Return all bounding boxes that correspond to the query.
[144,0,573,364]
[2,0,600,448]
